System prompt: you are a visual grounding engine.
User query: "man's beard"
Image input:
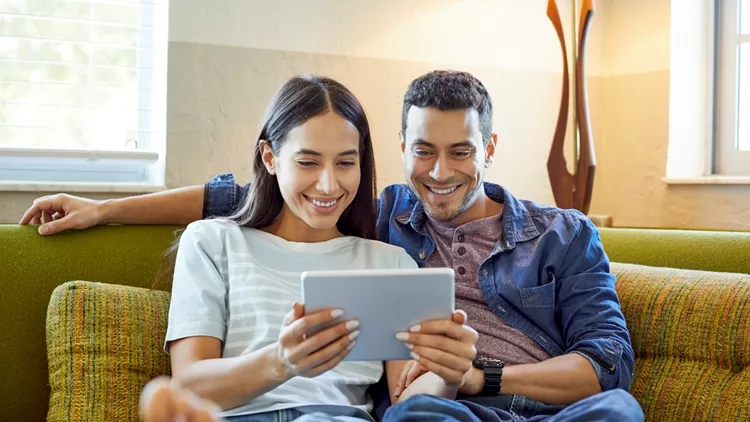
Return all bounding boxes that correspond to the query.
[407,176,482,222]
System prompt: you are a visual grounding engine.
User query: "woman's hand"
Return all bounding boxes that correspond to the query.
[395,310,477,389]
[272,302,360,381]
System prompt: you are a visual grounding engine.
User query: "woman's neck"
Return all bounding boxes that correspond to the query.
[262,205,342,243]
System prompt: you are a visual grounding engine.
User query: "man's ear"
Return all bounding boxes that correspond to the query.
[399,131,406,163]
[485,133,498,168]
[259,140,276,175]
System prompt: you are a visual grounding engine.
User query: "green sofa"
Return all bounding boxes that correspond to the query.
[1,224,748,421]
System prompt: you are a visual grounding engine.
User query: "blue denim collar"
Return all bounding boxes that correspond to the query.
[395,182,541,251]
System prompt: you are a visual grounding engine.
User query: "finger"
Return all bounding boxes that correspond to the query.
[41,211,52,225]
[39,215,79,235]
[409,345,472,373]
[398,332,472,358]
[19,197,49,224]
[394,362,414,397]
[409,351,465,386]
[407,320,478,342]
[294,302,305,319]
[303,338,355,377]
[287,319,359,363]
[453,310,467,325]
[140,376,178,422]
[52,212,65,220]
[405,362,425,388]
[286,308,345,340]
[31,216,41,225]
[294,328,357,373]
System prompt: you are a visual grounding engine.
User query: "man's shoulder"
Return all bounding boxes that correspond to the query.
[501,187,596,243]
[378,183,417,212]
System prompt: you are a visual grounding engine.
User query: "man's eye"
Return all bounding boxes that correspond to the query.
[453,150,472,157]
[414,150,433,156]
[297,161,317,167]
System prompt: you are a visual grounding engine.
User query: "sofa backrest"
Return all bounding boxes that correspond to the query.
[1,223,748,421]
[0,224,181,422]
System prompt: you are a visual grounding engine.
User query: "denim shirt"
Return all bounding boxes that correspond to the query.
[204,173,635,393]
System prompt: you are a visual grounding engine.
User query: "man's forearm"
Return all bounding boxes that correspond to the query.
[464,353,600,405]
[397,371,458,403]
[102,185,204,226]
[500,354,600,405]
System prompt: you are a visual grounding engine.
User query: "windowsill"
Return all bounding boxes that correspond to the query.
[663,176,750,185]
[0,182,166,193]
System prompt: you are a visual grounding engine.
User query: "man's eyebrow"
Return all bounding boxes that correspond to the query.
[412,140,474,148]
[295,148,359,156]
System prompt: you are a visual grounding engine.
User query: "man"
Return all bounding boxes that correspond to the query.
[22,70,643,421]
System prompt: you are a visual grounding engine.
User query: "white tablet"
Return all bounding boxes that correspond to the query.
[300,268,455,362]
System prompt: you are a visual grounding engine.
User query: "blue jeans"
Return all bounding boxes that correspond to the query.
[225,390,643,422]
[382,390,644,422]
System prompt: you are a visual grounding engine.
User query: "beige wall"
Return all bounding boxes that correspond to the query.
[0,0,579,222]
[587,0,750,230]
[2,0,747,230]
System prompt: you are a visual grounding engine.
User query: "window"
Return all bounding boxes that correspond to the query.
[715,0,750,175]
[0,0,168,190]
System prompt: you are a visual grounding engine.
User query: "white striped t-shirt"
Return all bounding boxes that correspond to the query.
[164,219,417,419]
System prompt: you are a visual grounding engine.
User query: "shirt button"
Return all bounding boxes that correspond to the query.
[418,251,426,259]
[457,267,466,275]
[457,246,466,255]
[457,234,465,242]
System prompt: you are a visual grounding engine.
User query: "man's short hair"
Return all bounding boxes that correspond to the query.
[401,70,493,143]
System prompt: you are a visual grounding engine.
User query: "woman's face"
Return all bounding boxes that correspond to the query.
[261,110,362,235]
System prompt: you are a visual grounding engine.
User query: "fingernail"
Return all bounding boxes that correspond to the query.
[405,343,413,350]
[331,309,344,318]
[349,330,360,341]
[410,351,420,361]
[394,387,401,396]
[346,320,360,331]
[409,324,421,332]
[347,341,357,350]
[395,332,408,341]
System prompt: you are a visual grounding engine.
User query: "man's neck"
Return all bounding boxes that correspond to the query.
[451,192,504,226]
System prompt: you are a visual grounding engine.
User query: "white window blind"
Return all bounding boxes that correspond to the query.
[0,0,168,187]
[715,0,750,175]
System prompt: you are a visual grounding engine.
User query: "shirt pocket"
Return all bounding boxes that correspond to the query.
[519,270,557,310]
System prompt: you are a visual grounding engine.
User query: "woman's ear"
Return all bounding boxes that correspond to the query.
[258,140,276,175]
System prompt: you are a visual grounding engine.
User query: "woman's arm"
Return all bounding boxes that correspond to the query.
[168,337,288,410]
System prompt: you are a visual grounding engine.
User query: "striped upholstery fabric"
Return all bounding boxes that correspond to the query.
[612,263,750,421]
[46,281,172,422]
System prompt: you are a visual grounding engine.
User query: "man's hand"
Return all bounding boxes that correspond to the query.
[458,365,485,396]
[395,310,478,388]
[19,194,107,235]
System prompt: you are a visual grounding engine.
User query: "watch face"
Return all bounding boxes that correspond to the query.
[474,357,504,369]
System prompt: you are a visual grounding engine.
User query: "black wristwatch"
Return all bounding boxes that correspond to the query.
[472,357,504,395]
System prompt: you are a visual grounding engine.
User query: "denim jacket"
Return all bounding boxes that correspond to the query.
[204,174,635,393]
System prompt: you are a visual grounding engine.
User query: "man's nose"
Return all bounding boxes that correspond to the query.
[428,155,454,182]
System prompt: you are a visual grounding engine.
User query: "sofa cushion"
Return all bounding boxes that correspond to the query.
[612,262,750,421]
[46,281,172,422]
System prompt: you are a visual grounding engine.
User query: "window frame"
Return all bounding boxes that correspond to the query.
[714,0,750,175]
[0,0,167,192]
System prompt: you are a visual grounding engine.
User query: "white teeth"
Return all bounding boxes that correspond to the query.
[310,198,337,207]
[429,186,458,195]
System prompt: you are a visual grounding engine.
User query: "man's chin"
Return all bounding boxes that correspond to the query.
[423,203,460,222]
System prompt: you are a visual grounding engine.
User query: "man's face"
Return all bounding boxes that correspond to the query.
[401,106,496,222]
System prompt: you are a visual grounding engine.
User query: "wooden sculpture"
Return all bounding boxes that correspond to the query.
[546,0,596,214]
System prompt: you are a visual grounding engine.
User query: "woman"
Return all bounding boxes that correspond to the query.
[141,75,478,422]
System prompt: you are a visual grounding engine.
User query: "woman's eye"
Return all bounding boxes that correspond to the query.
[339,161,356,167]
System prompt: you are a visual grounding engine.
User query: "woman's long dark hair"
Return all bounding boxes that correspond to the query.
[227,75,377,239]
[155,75,376,289]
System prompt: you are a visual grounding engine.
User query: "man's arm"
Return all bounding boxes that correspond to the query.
[460,215,633,405]
[20,173,248,235]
